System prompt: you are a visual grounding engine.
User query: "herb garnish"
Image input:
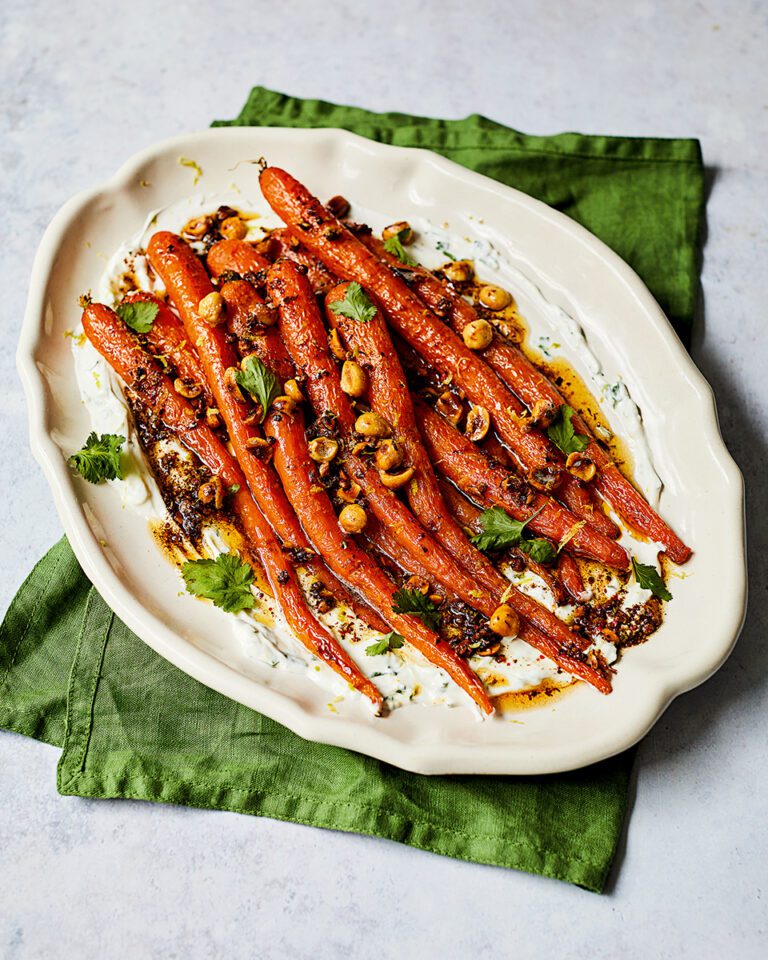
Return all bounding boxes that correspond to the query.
[328,282,377,324]
[471,506,545,553]
[68,432,125,483]
[365,632,406,656]
[518,538,556,564]
[235,355,281,422]
[383,230,417,267]
[547,404,590,456]
[631,557,672,601]
[116,300,159,334]
[391,588,441,630]
[181,554,256,614]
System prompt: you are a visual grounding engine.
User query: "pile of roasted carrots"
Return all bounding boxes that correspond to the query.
[78,166,692,717]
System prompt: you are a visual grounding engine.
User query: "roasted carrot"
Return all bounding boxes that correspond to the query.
[122,290,215,409]
[363,232,621,541]
[263,402,494,714]
[325,280,513,599]
[517,623,612,694]
[414,398,630,569]
[206,238,272,279]
[258,167,568,490]
[145,231,388,630]
[268,259,592,654]
[81,301,383,709]
[268,227,338,294]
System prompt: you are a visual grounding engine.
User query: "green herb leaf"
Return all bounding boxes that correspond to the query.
[235,355,281,422]
[382,231,417,267]
[68,432,125,483]
[546,404,590,455]
[631,557,672,601]
[471,506,544,553]
[181,554,256,614]
[328,282,377,324]
[518,538,556,564]
[391,588,441,631]
[116,300,159,334]
[365,631,406,656]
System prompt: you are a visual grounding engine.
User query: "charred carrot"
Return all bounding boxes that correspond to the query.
[268,260,591,654]
[325,281,513,600]
[414,398,630,569]
[145,232,388,630]
[364,233,621,541]
[81,301,383,709]
[263,402,494,714]
[206,238,272,279]
[557,552,590,603]
[259,167,567,490]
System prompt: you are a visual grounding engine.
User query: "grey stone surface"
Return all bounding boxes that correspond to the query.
[1,0,766,956]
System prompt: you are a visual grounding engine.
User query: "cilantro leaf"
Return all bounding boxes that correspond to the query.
[471,506,544,553]
[328,282,377,323]
[391,588,441,631]
[631,557,672,601]
[518,538,556,564]
[68,432,125,483]
[365,631,406,656]
[382,231,417,267]
[116,300,159,334]
[235,355,281,422]
[546,404,590,455]
[181,554,256,614]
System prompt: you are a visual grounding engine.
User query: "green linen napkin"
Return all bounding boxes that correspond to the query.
[0,88,705,892]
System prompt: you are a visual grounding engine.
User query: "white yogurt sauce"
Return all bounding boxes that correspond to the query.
[68,193,673,715]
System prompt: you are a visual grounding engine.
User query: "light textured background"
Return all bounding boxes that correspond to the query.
[1,0,766,957]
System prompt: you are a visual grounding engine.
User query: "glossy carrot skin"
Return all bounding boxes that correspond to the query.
[146,232,388,630]
[364,234,621,541]
[259,167,566,490]
[325,281,511,599]
[123,290,215,408]
[556,552,590,603]
[269,260,592,654]
[379,238,690,560]
[415,398,630,569]
[81,302,383,709]
[206,239,272,278]
[268,228,338,294]
[267,259,498,618]
[264,404,494,715]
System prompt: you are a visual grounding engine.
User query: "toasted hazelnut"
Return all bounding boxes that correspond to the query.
[435,390,464,426]
[205,407,221,429]
[566,451,596,482]
[308,437,339,462]
[338,503,367,534]
[220,216,247,240]
[443,260,474,284]
[272,395,297,415]
[328,328,347,360]
[198,291,225,326]
[465,405,490,442]
[198,475,225,510]
[527,398,558,430]
[462,318,493,351]
[378,466,415,489]
[382,221,414,244]
[284,378,303,403]
[251,303,278,328]
[476,642,502,657]
[337,478,362,504]
[489,604,520,637]
[182,215,210,238]
[374,439,404,472]
[355,411,392,438]
[174,377,203,399]
[326,195,350,219]
[245,436,270,451]
[340,361,367,398]
[478,284,512,311]
[224,366,244,402]
[405,575,430,595]
[528,465,560,493]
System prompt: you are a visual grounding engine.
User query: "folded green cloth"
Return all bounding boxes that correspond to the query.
[0,87,705,892]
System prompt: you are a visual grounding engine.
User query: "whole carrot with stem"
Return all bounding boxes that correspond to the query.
[81,301,383,710]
